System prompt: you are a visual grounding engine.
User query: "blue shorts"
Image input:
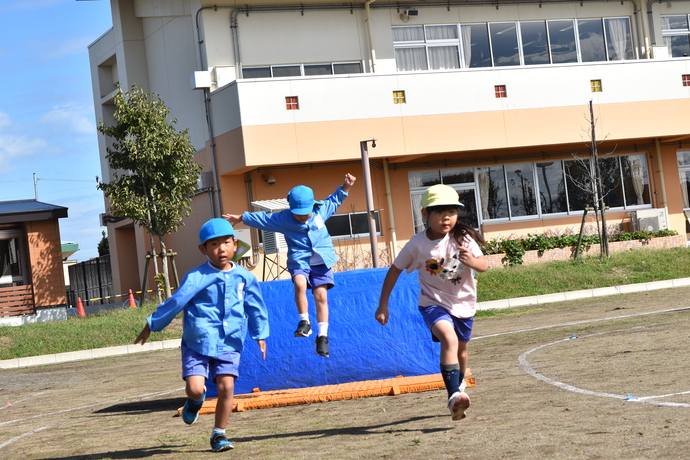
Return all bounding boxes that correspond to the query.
[289,264,334,290]
[181,342,240,383]
[418,305,474,342]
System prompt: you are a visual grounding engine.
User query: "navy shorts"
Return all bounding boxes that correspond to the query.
[181,342,240,383]
[289,264,334,290]
[419,305,474,342]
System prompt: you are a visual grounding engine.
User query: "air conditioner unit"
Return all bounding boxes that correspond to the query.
[197,171,214,190]
[630,208,667,232]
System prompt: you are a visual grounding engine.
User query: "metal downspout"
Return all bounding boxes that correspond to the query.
[635,0,652,59]
[655,138,669,221]
[195,6,231,217]
[383,159,397,259]
[244,171,260,267]
[365,0,377,73]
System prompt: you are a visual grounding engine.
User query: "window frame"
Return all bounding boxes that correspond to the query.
[325,210,383,240]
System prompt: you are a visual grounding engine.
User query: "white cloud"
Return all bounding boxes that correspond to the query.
[0,135,48,173]
[0,111,12,128]
[40,104,96,135]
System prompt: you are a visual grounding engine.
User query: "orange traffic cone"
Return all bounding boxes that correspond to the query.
[77,297,86,317]
[127,289,137,307]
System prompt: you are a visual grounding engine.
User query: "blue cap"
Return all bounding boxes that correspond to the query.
[199,218,235,244]
[287,185,323,215]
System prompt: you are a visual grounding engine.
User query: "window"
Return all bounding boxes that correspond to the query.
[393,24,461,71]
[489,22,520,67]
[394,16,633,72]
[409,168,476,232]
[591,79,603,92]
[495,85,507,98]
[548,19,578,64]
[521,21,550,65]
[0,229,25,288]
[285,96,299,110]
[683,75,690,86]
[242,62,363,79]
[661,15,690,57]
[407,154,650,226]
[604,18,634,60]
[460,24,492,68]
[325,211,382,239]
[393,90,406,104]
[577,18,606,62]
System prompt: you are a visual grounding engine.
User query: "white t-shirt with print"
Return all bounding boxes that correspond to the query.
[393,230,483,318]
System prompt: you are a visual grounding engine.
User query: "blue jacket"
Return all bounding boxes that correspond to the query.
[146,261,269,357]
[242,186,348,270]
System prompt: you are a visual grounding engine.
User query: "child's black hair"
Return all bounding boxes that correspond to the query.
[425,205,485,246]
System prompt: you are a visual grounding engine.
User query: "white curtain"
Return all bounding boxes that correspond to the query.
[660,17,673,56]
[630,159,644,205]
[428,46,459,70]
[681,172,690,209]
[395,47,427,71]
[606,18,629,60]
[410,193,425,233]
[461,25,473,67]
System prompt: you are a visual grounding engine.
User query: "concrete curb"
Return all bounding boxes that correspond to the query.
[4,277,690,370]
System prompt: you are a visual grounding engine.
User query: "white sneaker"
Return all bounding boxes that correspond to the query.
[447,391,470,421]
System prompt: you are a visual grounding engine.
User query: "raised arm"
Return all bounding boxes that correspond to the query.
[342,173,356,192]
[222,213,243,226]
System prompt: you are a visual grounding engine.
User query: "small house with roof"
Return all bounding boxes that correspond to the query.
[0,200,69,324]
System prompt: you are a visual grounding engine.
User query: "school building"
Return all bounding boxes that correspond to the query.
[89,0,690,296]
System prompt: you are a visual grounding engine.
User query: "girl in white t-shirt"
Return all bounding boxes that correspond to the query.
[376,184,487,421]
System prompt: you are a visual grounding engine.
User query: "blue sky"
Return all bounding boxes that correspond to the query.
[0,0,113,261]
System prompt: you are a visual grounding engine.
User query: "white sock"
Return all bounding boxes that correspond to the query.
[299,313,310,323]
[213,427,226,435]
[318,322,329,337]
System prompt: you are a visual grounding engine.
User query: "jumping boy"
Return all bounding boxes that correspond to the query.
[375,184,487,421]
[223,173,356,358]
[134,218,269,452]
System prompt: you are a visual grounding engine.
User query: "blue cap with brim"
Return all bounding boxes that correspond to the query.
[199,218,235,245]
[287,185,323,215]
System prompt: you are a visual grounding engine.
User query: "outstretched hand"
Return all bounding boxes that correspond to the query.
[257,339,267,360]
[222,214,242,226]
[343,173,356,192]
[134,323,151,345]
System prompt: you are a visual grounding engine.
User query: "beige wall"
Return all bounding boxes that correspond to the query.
[25,220,67,308]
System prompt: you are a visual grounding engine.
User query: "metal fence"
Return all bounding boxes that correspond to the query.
[67,255,113,307]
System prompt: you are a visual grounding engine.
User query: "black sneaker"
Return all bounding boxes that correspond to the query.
[315,335,329,357]
[294,320,312,337]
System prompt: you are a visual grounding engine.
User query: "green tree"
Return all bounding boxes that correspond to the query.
[97,230,109,256]
[97,85,202,299]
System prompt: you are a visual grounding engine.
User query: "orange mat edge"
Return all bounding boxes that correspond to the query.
[177,371,475,416]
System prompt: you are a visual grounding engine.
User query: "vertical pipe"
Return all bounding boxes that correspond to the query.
[383,159,397,259]
[360,140,379,268]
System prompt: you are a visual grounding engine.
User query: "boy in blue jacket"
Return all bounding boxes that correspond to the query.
[135,218,269,452]
[224,173,356,357]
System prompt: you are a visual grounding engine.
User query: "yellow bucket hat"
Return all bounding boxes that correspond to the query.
[421,184,464,208]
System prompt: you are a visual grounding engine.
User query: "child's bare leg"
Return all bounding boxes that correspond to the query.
[457,341,469,375]
[313,285,329,324]
[214,375,235,430]
[185,375,206,400]
[292,274,309,315]
[432,320,459,364]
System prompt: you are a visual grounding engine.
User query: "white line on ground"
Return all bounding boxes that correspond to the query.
[0,425,53,449]
[0,387,185,428]
[518,321,690,407]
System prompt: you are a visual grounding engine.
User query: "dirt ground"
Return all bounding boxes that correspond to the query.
[1,286,689,459]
